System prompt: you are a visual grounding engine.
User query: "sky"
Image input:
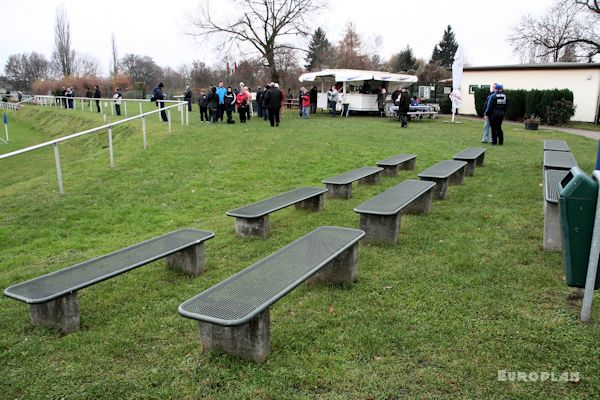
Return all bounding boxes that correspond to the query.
[0,0,556,75]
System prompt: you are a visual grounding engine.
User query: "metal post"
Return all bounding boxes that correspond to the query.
[186,107,189,126]
[168,109,172,133]
[53,143,64,195]
[158,101,161,121]
[142,116,147,149]
[139,102,143,116]
[124,101,128,117]
[180,106,184,126]
[108,127,114,169]
[81,99,84,111]
[581,170,600,322]
[111,101,114,116]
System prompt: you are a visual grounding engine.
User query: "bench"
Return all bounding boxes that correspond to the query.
[377,154,417,176]
[543,150,578,171]
[418,160,467,200]
[453,147,486,177]
[178,226,365,362]
[354,180,436,243]
[227,187,327,239]
[543,139,570,152]
[543,169,569,251]
[322,166,384,199]
[4,228,215,333]
[407,111,438,120]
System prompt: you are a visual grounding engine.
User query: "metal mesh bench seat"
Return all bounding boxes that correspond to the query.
[354,180,436,243]
[543,150,578,171]
[543,139,570,152]
[322,166,384,199]
[178,226,365,362]
[226,187,327,239]
[543,169,570,251]
[453,147,485,176]
[418,160,467,199]
[377,154,417,176]
[4,228,214,333]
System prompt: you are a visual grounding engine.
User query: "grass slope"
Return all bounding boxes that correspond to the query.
[1,106,599,399]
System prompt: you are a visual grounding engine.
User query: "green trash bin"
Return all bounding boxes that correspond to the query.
[558,167,600,289]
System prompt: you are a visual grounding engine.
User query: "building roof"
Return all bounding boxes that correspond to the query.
[464,63,600,72]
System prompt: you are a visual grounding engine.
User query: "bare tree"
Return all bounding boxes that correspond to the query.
[120,54,162,91]
[51,5,76,77]
[334,23,370,70]
[111,33,119,77]
[74,52,101,77]
[187,0,323,82]
[4,52,50,90]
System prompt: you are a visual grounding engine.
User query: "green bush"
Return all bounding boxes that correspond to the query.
[439,98,452,114]
[545,99,576,125]
[473,88,490,117]
[504,89,526,121]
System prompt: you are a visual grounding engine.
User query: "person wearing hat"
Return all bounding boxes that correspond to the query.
[485,83,507,145]
[153,82,168,122]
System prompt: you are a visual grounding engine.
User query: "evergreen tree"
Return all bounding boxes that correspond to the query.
[430,25,458,68]
[304,28,332,71]
[388,46,417,72]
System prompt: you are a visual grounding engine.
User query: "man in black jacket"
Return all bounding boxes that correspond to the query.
[93,85,101,112]
[485,84,507,145]
[153,82,168,122]
[184,85,193,112]
[309,86,318,114]
[397,88,410,128]
[255,86,263,118]
[263,83,282,127]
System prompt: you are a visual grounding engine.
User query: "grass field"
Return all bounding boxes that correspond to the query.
[1,105,599,399]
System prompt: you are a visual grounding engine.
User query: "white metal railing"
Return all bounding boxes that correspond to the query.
[0,101,187,195]
[0,101,20,111]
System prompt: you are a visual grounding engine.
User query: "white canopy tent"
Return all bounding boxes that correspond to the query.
[298,69,417,112]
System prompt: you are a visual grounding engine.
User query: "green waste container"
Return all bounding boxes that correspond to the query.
[558,167,600,289]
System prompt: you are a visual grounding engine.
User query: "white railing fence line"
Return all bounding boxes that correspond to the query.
[0,101,186,195]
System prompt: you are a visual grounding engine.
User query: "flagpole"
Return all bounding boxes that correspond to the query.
[2,112,7,143]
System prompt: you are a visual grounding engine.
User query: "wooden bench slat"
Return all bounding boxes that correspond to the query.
[418,160,467,179]
[178,226,365,326]
[453,147,485,161]
[226,187,327,219]
[4,229,215,304]
[544,169,569,204]
[322,167,383,185]
[377,154,417,167]
[354,180,435,215]
[543,139,570,152]
[543,151,578,170]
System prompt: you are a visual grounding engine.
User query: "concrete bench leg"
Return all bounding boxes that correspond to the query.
[166,243,206,277]
[235,215,270,239]
[402,189,434,214]
[476,153,485,166]
[307,242,359,285]
[543,201,562,251]
[448,167,466,185]
[199,309,270,363]
[359,213,400,243]
[420,177,449,200]
[326,183,352,199]
[401,158,417,170]
[381,165,400,177]
[29,292,80,334]
[359,171,382,185]
[295,193,325,211]
[464,160,476,177]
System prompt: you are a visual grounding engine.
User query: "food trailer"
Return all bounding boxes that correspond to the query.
[298,69,417,113]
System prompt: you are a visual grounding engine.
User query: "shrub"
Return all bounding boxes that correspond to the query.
[545,99,576,125]
[504,89,526,121]
[439,98,452,114]
[473,88,490,117]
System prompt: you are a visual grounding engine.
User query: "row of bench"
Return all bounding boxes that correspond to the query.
[4,147,487,363]
[542,139,578,251]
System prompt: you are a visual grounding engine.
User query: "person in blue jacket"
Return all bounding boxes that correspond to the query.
[215,81,227,123]
[485,84,507,145]
[481,83,497,143]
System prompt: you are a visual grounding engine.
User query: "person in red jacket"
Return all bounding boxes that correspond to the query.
[301,88,310,119]
[236,88,249,123]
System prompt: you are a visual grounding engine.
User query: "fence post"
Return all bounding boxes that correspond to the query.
[142,116,147,149]
[168,109,172,133]
[158,101,162,122]
[81,99,84,112]
[186,107,189,126]
[139,102,143,116]
[124,101,128,118]
[181,106,184,126]
[53,143,65,195]
[111,101,114,116]
[108,127,114,169]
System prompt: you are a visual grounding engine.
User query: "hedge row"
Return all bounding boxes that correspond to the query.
[473,88,575,125]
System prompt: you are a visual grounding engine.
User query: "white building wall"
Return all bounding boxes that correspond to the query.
[459,68,600,122]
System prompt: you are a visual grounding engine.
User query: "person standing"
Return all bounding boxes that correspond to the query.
[17,91,23,102]
[207,86,219,123]
[197,89,209,122]
[215,81,227,123]
[397,88,410,128]
[255,86,264,118]
[481,84,497,144]
[301,89,310,119]
[224,87,236,124]
[85,87,93,107]
[184,85,193,112]
[67,87,75,109]
[245,88,252,121]
[286,88,293,109]
[236,88,248,123]
[153,82,168,122]
[263,82,282,127]
[61,87,68,108]
[262,84,270,121]
[486,84,507,145]
[309,86,318,114]
[93,85,101,113]
[327,85,339,117]
[377,86,387,117]
[113,87,122,116]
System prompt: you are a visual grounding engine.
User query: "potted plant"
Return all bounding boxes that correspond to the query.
[524,115,540,130]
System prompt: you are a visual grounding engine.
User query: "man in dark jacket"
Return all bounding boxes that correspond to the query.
[309,86,318,114]
[262,84,270,121]
[263,83,282,127]
[485,84,507,145]
[93,85,101,112]
[255,86,263,118]
[397,88,410,128]
[183,85,193,112]
[153,82,168,122]
[197,89,209,122]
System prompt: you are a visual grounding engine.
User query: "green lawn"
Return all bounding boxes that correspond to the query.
[1,106,599,399]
